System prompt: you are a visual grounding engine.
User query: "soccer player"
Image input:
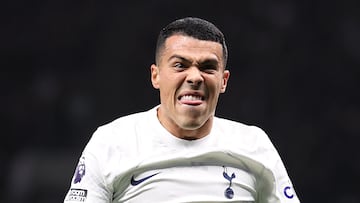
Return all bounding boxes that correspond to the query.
[64,17,300,202]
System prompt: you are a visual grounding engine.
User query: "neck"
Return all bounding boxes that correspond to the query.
[156,108,213,140]
[173,119,213,140]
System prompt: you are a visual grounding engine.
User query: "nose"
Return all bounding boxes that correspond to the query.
[186,67,203,86]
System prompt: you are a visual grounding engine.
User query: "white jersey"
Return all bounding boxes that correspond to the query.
[64,106,300,203]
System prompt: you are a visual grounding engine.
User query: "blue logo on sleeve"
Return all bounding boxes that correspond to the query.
[74,156,86,184]
[284,186,294,199]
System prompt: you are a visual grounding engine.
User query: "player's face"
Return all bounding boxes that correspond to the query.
[151,35,230,139]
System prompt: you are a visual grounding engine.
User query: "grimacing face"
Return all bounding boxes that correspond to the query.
[151,35,230,140]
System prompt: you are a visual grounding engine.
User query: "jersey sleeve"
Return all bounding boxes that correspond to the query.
[64,129,113,203]
[272,156,301,203]
[252,126,301,203]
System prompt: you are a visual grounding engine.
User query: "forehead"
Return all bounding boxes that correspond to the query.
[162,35,224,62]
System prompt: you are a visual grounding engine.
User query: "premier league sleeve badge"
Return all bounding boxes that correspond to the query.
[73,156,86,184]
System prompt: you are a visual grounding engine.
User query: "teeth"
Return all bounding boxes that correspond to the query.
[181,95,203,101]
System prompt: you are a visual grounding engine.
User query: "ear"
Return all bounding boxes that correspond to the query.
[151,64,160,89]
[220,70,230,93]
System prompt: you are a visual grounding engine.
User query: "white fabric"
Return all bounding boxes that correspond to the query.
[64,106,300,203]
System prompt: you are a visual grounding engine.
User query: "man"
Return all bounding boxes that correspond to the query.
[64,17,300,202]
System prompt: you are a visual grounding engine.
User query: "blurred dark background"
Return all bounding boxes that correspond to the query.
[1,0,359,202]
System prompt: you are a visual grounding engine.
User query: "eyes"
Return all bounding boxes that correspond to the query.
[173,61,219,73]
[174,62,185,68]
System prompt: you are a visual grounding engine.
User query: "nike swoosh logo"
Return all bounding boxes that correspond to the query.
[130,172,160,186]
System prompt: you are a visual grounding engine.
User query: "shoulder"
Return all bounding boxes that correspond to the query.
[213,116,285,171]
[97,107,157,136]
[214,117,268,139]
[84,107,156,152]
[213,117,275,152]
[100,111,147,132]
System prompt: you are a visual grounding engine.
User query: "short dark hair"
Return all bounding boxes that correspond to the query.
[155,17,228,68]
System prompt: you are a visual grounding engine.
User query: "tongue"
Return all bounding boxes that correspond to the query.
[180,98,202,105]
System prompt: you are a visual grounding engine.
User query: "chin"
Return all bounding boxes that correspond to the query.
[179,119,204,130]
[182,124,202,131]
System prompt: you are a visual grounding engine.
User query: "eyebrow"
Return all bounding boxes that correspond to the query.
[168,55,190,63]
[168,54,220,66]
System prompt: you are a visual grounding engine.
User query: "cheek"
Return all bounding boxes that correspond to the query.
[160,74,184,90]
[207,77,223,93]
[159,78,180,101]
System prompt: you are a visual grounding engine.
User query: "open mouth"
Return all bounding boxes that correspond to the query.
[178,94,205,105]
